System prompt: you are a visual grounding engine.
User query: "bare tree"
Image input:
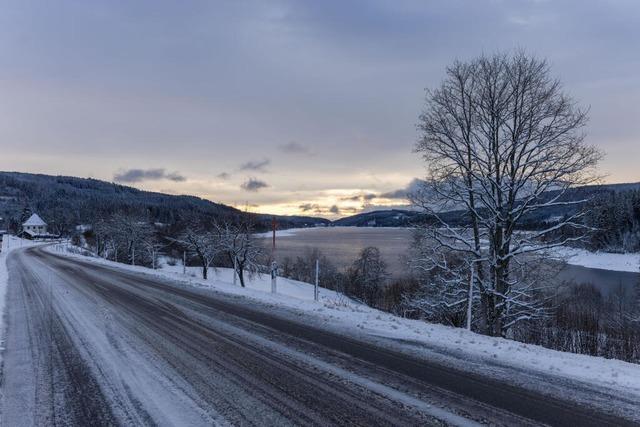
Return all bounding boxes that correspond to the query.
[347,247,388,306]
[215,218,263,287]
[110,213,153,266]
[414,52,601,336]
[174,225,220,279]
[142,233,167,270]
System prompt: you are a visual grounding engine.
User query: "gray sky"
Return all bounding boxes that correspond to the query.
[1,0,639,217]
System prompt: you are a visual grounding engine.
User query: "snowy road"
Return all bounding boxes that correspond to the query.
[0,247,636,426]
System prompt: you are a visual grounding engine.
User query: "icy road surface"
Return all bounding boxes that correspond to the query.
[0,247,635,426]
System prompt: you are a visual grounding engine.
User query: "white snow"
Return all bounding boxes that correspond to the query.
[552,246,640,273]
[0,236,45,363]
[48,243,350,305]
[41,243,640,416]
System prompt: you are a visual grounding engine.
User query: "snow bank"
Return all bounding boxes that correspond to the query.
[0,236,45,363]
[47,243,351,306]
[553,246,640,273]
[47,244,640,410]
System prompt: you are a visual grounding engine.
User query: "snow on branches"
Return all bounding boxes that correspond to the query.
[412,52,601,337]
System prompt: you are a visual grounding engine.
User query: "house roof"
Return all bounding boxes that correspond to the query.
[23,213,47,227]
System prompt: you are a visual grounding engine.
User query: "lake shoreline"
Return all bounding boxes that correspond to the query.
[263,226,640,275]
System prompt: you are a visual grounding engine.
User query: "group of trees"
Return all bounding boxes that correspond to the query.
[90,213,159,266]
[84,212,264,287]
[174,219,263,286]
[583,189,640,252]
[280,246,409,310]
[513,283,640,362]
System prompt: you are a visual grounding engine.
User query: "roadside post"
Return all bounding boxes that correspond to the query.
[271,216,277,294]
[467,261,475,331]
[271,261,277,294]
[314,259,319,301]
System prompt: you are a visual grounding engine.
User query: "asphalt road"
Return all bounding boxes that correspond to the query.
[0,246,637,426]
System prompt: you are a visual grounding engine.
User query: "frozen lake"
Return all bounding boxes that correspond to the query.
[265,227,639,295]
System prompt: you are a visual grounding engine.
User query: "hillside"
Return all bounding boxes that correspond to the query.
[0,172,328,233]
[333,182,640,228]
[332,209,422,227]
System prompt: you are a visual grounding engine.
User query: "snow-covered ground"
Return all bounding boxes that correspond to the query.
[46,243,640,410]
[552,246,640,273]
[48,245,352,307]
[0,236,46,363]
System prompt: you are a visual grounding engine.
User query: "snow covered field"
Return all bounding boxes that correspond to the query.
[552,246,640,273]
[46,243,640,414]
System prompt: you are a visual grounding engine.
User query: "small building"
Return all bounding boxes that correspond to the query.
[20,213,53,239]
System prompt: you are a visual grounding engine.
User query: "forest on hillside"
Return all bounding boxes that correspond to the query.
[0,172,328,234]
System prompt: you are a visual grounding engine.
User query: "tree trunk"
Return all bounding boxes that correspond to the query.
[237,267,245,287]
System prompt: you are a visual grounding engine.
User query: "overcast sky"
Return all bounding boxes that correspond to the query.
[1,0,639,217]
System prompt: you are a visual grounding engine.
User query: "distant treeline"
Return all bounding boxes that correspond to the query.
[0,172,328,234]
[583,189,640,252]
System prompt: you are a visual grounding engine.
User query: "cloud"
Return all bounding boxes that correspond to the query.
[217,172,231,179]
[113,168,186,183]
[241,177,269,192]
[299,203,320,212]
[341,193,378,202]
[329,205,340,214]
[279,141,311,155]
[239,158,270,172]
[380,178,425,200]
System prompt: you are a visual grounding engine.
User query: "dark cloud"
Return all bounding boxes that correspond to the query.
[239,159,270,172]
[299,203,320,212]
[114,168,186,183]
[241,177,269,192]
[380,178,425,200]
[341,193,378,202]
[279,141,311,155]
[342,207,359,214]
[329,205,340,214]
[217,172,231,179]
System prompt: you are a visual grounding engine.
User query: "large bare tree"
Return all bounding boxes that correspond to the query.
[413,52,601,336]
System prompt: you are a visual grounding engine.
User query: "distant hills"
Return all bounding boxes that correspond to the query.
[0,171,328,233]
[332,209,421,227]
[332,182,640,228]
[0,171,637,233]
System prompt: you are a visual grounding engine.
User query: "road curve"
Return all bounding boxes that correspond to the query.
[0,246,636,426]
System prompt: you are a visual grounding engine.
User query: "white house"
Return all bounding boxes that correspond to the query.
[22,213,48,238]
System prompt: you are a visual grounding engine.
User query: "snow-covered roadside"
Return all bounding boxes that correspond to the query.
[0,236,45,363]
[48,243,351,305]
[552,246,640,273]
[46,243,640,411]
